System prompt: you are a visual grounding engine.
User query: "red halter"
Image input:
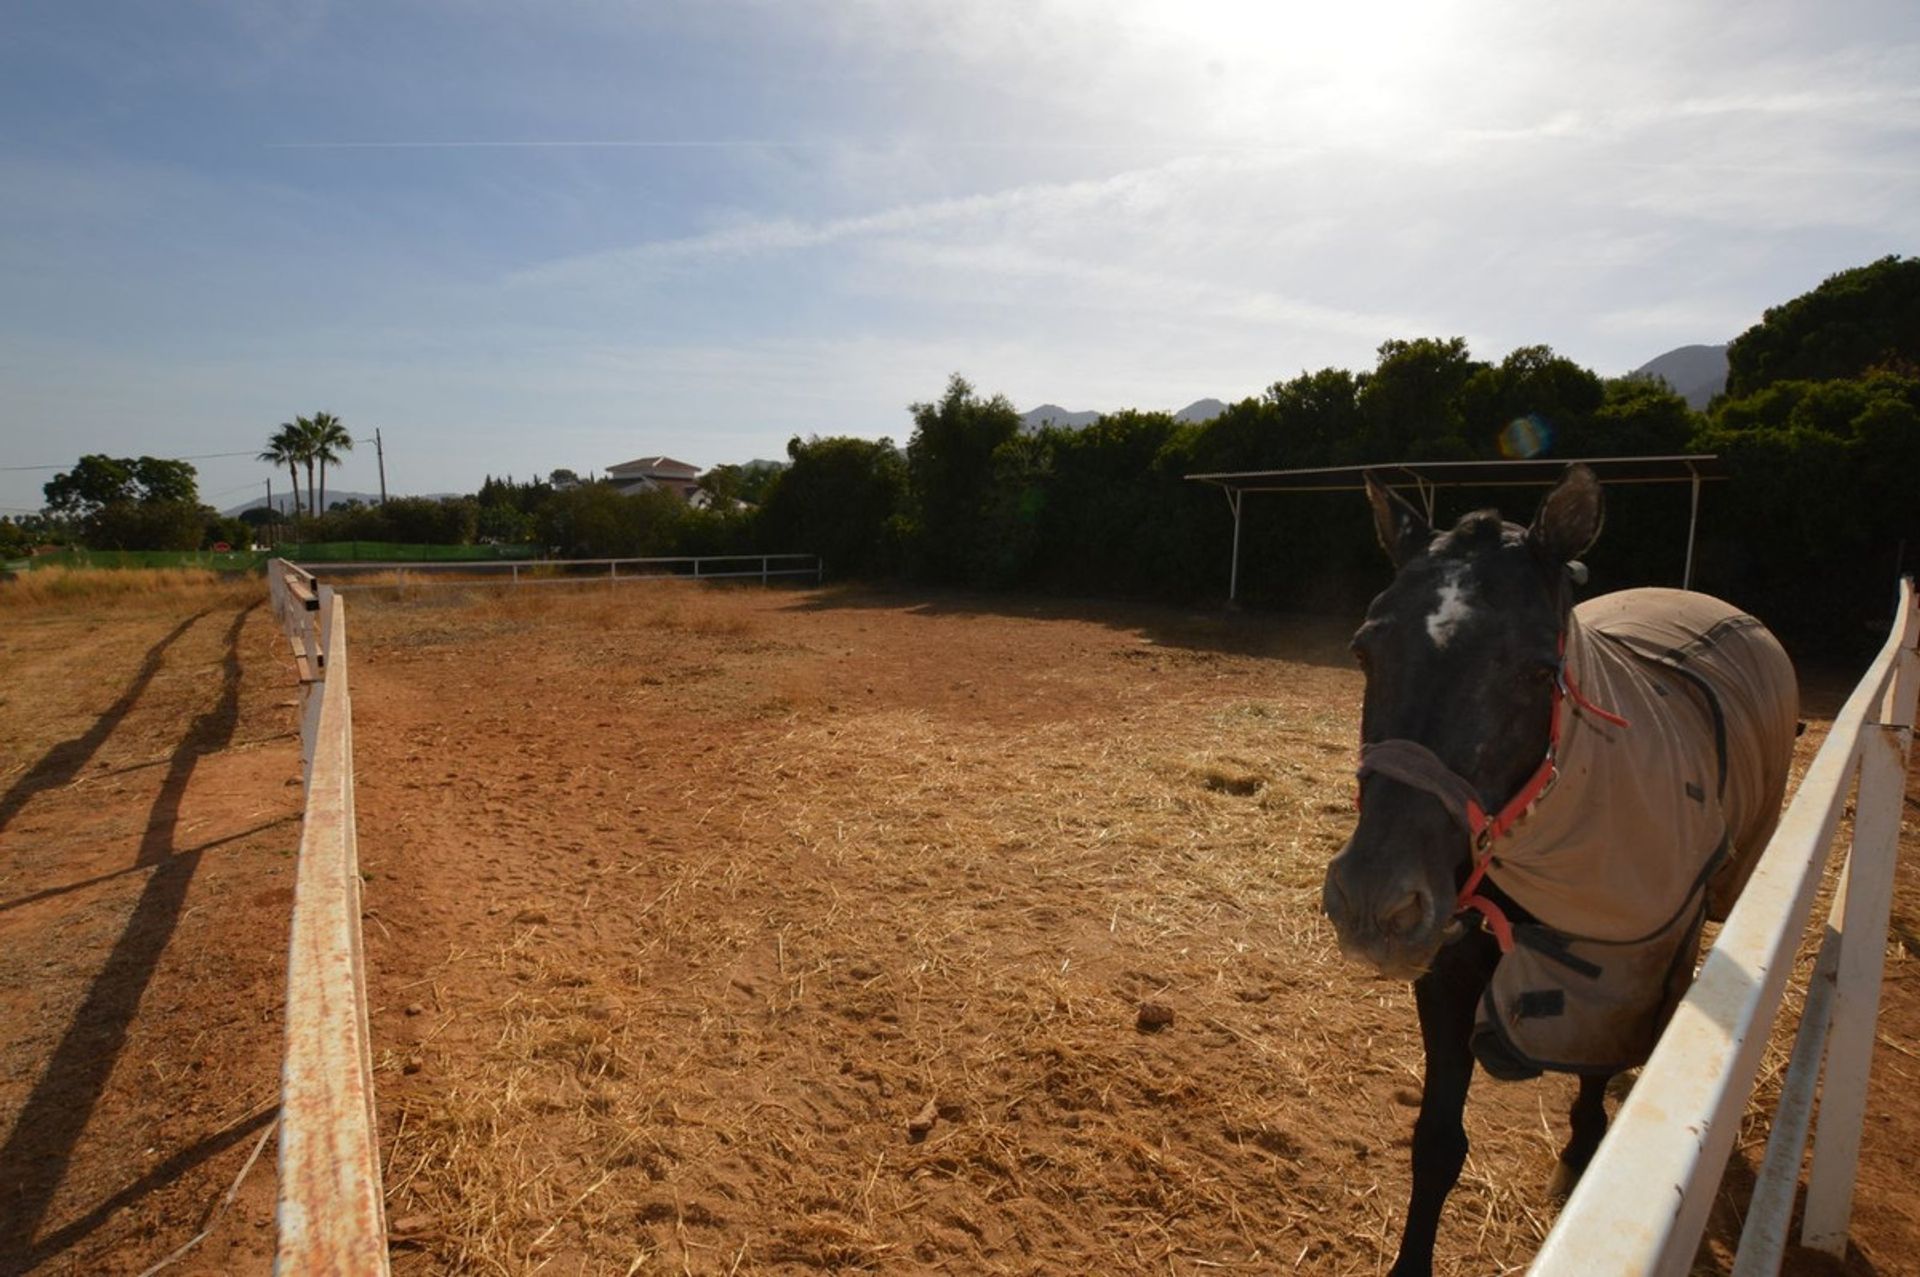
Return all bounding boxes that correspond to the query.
[1355,633,1630,952]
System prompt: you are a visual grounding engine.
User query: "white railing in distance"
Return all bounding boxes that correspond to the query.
[1530,577,1918,1277]
[301,552,825,591]
[269,562,389,1274]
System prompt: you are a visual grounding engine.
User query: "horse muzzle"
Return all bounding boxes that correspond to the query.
[1322,843,1449,979]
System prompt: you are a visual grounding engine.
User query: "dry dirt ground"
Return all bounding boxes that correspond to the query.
[0,577,304,1275]
[2,575,1917,1276]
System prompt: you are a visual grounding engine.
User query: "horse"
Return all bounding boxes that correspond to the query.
[1320,463,1798,1277]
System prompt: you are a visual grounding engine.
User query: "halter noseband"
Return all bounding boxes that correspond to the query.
[1353,632,1629,952]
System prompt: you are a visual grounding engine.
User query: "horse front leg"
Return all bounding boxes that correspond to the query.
[1391,931,1498,1277]
[1546,1072,1612,1199]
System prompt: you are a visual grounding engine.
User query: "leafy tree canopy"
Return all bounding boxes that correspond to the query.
[1725,255,1920,397]
[43,454,199,517]
[906,373,1023,583]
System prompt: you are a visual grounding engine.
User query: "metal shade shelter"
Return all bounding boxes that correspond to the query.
[1186,454,1726,602]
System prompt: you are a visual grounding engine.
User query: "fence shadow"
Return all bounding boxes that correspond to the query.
[15,1106,278,1272]
[0,612,203,836]
[1702,1142,1882,1275]
[0,603,256,1269]
[777,584,1361,667]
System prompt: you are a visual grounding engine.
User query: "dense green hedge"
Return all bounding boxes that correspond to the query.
[277,541,540,562]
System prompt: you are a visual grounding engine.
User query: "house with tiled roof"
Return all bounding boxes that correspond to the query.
[605,455,701,500]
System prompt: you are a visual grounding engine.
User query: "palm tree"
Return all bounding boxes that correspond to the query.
[289,414,321,516]
[307,412,353,513]
[259,422,305,518]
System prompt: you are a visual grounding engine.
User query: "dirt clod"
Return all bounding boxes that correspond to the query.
[1137,1001,1176,1031]
[908,1098,940,1142]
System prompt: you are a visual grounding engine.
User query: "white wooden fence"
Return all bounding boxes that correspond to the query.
[1532,577,1919,1275]
[268,559,389,1274]
[304,551,824,591]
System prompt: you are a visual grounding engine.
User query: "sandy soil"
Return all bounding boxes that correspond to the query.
[341,581,1918,1276]
[2,577,1915,1276]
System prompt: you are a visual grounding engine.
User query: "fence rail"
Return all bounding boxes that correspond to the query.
[268,558,389,1274]
[1531,577,1919,1276]
[300,552,823,591]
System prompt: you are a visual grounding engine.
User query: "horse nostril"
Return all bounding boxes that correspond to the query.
[1380,890,1428,939]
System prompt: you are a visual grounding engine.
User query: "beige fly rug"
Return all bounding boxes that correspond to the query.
[1469,587,1799,1079]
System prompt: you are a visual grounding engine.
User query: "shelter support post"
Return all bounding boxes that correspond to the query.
[1684,468,1702,590]
[1225,487,1244,603]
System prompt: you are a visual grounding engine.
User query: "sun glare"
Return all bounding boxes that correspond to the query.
[1128,0,1459,143]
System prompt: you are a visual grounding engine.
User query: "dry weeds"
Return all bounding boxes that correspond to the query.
[0,566,262,610]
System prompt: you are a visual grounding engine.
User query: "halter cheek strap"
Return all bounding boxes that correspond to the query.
[1353,634,1629,952]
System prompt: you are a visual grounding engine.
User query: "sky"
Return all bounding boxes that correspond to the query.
[2,0,1917,514]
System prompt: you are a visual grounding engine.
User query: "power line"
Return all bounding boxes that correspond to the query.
[1,450,262,473]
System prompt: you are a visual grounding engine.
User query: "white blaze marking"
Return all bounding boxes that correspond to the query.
[1425,570,1475,649]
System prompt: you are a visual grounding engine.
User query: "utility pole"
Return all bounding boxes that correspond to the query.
[266,479,274,548]
[375,428,389,505]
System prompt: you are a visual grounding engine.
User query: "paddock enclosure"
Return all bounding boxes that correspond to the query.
[3,576,1919,1273]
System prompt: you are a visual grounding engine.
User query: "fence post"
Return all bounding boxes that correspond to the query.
[1801,630,1918,1253]
[762,555,769,585]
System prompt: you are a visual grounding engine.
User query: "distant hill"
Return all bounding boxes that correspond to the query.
[1020,404,1102,431]
[1021,397,1226,432]
[1632,345,1728,409]
[1174,398,1226,423]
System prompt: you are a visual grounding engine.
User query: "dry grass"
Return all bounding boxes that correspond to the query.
[0,565,262,610]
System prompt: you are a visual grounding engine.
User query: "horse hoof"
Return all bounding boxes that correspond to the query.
[1546,1159,1581,1201]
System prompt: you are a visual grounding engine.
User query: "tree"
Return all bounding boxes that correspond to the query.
[1726,256,1920,397]
[1458,345,1605,455]
[43,455,138,518]
[905,374,1024,583]
[306,412,353,513]
[43,454,205,550]
[756,436,906,577]
[259,423,305,517]
[1356,337,1485,460]
[43,454,199,517]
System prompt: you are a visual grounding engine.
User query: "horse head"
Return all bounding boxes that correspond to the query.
[1321,465,1603,979]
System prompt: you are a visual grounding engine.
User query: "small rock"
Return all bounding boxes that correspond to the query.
[404,1002,424,1017]
[513,908,549,925]
[1136,1001,1175,1032]
[388,1213,436,1236]
[403,1056,424,1075]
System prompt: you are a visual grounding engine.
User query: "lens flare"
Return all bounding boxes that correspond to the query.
[1499,414,1552,459]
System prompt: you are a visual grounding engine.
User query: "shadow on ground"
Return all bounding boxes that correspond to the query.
[778,583,1361,667]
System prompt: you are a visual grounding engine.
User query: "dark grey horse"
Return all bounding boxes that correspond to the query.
[1322,464,1797,1276]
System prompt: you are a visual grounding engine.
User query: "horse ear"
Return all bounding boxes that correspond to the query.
[1529,464,1604,565]
[1365,472,1432,567]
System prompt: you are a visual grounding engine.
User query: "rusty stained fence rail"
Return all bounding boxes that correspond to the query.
[268,558,389,1274]
[1531,576,1920,1277]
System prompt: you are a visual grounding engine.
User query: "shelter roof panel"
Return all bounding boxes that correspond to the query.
[1186,455,1724,493]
